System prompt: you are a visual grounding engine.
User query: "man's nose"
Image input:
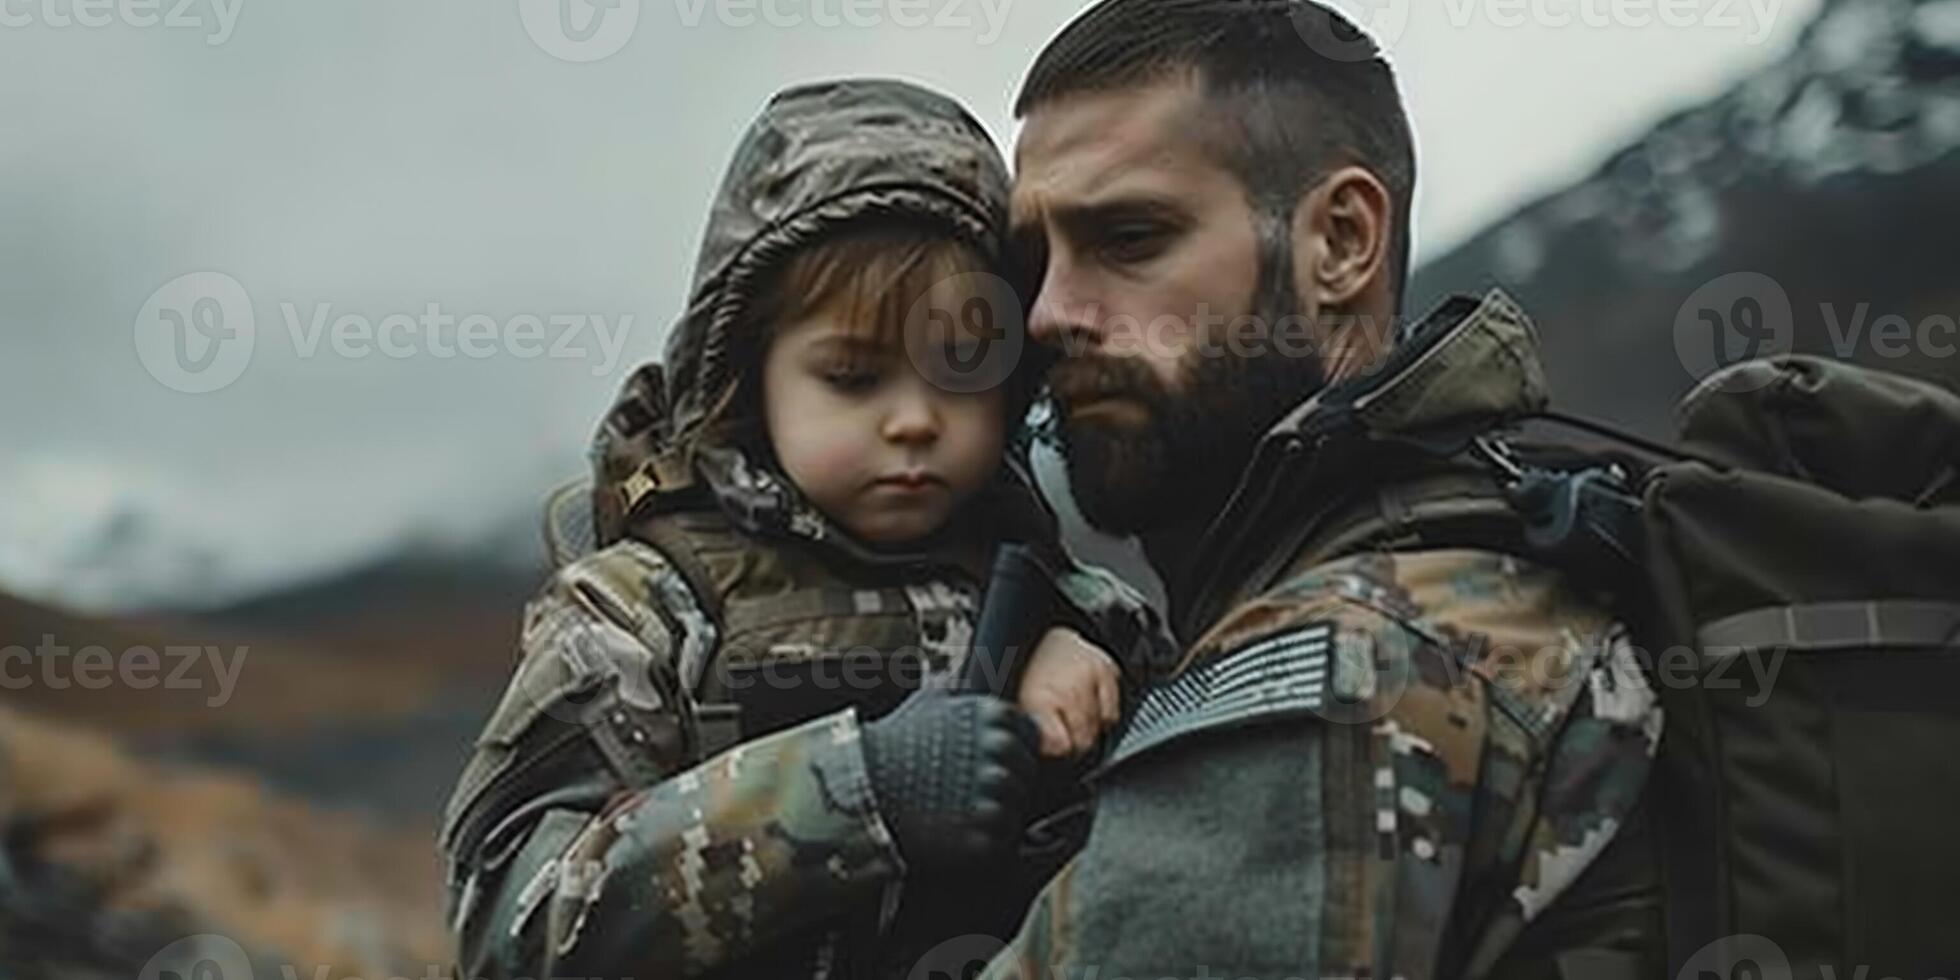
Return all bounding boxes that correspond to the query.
[1027,266,1103,355]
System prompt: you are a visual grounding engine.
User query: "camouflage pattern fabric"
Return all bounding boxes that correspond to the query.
[902,580,981,685]
[443,510,1172,980]
[535,707,898,975]
[983,290,1664,980]
[439,78,1178,980]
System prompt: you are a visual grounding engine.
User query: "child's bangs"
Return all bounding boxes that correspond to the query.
[776,223,989,351]
[701,220,1001,450]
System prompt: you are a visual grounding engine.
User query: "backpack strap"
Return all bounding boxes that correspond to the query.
[1256,464,1528,598]
[621,509,742,757]
[629,511,730,633]
[1299,469,1523,571]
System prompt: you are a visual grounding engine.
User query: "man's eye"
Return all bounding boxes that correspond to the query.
[1101,224,1170,263]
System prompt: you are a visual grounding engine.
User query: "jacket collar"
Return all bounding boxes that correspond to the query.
[1162,288,1551,639]
[688,438,1057,576]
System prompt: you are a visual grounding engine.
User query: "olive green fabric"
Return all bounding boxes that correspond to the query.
[1641,356,1960,978]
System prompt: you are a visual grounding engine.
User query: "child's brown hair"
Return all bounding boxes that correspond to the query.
[702,216,1030,451]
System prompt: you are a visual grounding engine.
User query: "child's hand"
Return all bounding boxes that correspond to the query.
[1016,627,1122,759]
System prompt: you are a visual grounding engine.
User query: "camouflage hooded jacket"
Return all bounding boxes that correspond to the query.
[437,80,1171,980]
[984,290,1666,980]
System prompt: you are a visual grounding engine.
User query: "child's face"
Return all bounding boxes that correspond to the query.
[761,280,1008,546]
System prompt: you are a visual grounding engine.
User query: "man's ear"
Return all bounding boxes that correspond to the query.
[1291,165,1392,310]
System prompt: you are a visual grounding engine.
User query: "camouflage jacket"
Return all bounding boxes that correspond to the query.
[437,79,1174,980]
[984,290,1666,980]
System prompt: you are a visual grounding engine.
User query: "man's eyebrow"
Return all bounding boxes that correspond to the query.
[1007,196,1047,247]
[1027,194,1190,240]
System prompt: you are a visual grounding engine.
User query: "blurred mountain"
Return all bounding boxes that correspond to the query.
[1412,0,1960,434]
[184,550,538,817]
[204,548,538,660]
[0,458,229,615]
[0,557,532,975]
[0,449,556,618]
[0,704,448,979]
[1,541,538,819]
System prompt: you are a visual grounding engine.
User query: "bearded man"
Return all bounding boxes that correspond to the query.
[987,2,1666,977]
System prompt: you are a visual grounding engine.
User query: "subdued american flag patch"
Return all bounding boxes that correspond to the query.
[1104,622,1335,768]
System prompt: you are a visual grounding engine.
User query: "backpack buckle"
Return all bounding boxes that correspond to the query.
[1472,434,1527,483]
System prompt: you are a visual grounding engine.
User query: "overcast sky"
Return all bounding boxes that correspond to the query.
[0,0,1822,609]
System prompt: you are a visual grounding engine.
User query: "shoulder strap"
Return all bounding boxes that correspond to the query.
[627,510,730,631]
[618,509,743,757]
[1271,441,1648,610]
[1264,466,1525,595]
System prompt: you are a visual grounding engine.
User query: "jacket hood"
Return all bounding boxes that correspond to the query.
[590,78,1016,558]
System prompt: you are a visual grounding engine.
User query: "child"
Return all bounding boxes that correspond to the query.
[439,79,1170,980]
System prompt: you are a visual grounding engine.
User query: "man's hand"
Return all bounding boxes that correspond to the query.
[860,691,1038,869]
[1017,627,1122,759]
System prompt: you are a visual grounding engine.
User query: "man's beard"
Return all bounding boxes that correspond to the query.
[1052,314,1325,536]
